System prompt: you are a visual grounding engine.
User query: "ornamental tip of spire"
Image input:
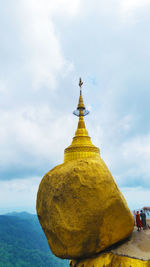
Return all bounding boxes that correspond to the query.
[73,78,89,117]
[79,77,83,90]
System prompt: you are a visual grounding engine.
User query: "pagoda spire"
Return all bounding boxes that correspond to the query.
[78,78,85,110]
[64,78,100,162]
[73,78,89,117]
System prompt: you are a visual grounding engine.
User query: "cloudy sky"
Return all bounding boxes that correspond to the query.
[1,0,150,214]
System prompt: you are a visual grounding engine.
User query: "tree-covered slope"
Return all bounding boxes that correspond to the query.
[0,212,68,267]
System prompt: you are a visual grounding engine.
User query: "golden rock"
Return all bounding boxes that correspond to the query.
[36,79,134,259]
[36,158,134,259]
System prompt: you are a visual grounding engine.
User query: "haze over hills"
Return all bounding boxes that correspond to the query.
[0,212,68,267]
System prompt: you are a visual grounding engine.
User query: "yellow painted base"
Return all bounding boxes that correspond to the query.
[70,253,150,267]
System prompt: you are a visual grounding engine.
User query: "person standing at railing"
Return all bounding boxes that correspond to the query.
[140,210,146,230]
[136,211,142,231]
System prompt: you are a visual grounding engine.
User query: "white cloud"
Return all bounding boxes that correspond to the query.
[121,186,150,211]
[0,0,78,93]
[119,0,150,23]
[0,80,7,93]
[19,0,77,90]
[86,108,150,188]
[49,0,81,16]
[0,105,76,175]
[122,134,150,159]
[120,0,149,14]
[0,177,41,213]
[120,134,150,183]
[0,0,81,180]
[78,0,150,25]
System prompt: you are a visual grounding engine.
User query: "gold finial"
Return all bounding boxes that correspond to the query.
[73,78,87,115]
[79,77,83,88]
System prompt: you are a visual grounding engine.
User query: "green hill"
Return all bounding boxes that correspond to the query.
[0,212,68,267]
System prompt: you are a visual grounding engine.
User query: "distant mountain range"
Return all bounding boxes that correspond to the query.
[0,212,68,267]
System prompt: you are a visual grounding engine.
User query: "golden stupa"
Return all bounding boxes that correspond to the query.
[36,79,137,262]
[64,78,100,162]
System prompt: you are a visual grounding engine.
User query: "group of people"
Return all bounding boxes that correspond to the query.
[135,210,147,231]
